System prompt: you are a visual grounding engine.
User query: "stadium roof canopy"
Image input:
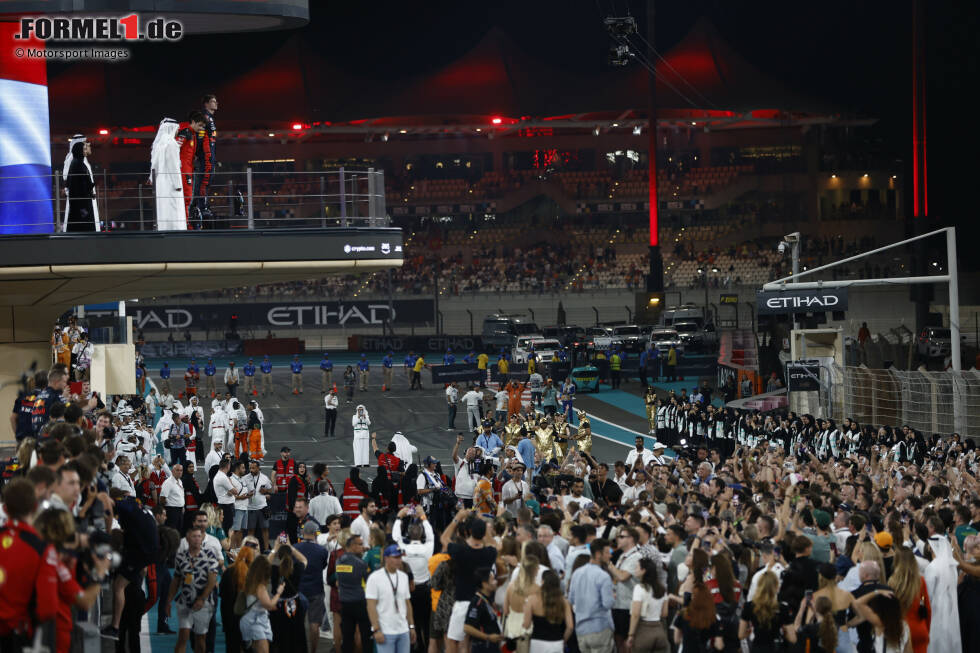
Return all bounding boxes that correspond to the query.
[48,19,869,141]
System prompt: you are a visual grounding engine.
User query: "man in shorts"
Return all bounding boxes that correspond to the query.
[244,459,274,551]
[441,510,497,651]
[230,460,250,549]
[164,527,219,653]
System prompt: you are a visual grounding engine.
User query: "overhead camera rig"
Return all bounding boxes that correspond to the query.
[604,16,637,66]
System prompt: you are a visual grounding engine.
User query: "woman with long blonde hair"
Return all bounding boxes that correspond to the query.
[739,571,794,652]
[504,553,540,653]
[793,595,839,653]
[888,548,930,653]
[203,502,231,559]
[15,438,35,474]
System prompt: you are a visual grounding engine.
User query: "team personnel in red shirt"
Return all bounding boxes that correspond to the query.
[175,111,206,227]
[183,367,199,400]
[372,434,404,487]
[32,509,109,653]
[0,479,59,651]
[271,447,296,493]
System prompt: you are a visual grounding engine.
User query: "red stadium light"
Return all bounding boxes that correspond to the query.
[98,128,109,135]
[491,117,502,125]
[292,123,303,131]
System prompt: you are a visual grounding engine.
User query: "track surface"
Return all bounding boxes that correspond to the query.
[153,353,651,472]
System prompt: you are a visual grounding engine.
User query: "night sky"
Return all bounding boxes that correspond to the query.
[48,0,979,242]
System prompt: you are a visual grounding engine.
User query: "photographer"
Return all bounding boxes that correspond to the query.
[164,410,189,469]
[417,455,453,531]
[33,508,111,653]
[451,434,478,509]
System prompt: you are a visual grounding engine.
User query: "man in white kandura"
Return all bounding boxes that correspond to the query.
[149,118,185,231]
[352,405,372,468]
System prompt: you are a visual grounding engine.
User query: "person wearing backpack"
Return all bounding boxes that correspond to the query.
[102,492,159,640]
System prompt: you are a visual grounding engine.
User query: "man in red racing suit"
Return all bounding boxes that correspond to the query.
[175,111,206,228]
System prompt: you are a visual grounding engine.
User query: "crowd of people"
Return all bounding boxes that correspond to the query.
[3,354,980,653]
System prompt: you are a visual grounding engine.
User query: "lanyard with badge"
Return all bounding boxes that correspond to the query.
[385,571,402,617]
[511,479,525,510]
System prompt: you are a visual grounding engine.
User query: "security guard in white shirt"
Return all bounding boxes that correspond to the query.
[159,463,186,530]
[324,388,339,438]
[445,382,459,431]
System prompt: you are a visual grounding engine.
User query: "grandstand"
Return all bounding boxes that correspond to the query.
[146,215,891,306]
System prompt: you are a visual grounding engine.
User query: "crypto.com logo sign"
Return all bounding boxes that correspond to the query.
[14,15,183,42]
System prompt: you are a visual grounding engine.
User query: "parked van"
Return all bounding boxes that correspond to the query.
[482,315,540,348]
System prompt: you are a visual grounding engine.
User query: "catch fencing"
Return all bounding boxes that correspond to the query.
[840,367,980,438]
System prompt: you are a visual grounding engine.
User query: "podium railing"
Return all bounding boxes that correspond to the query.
[0,167,387,233]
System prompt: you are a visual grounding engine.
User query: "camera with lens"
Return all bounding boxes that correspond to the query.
[76,530,121,583]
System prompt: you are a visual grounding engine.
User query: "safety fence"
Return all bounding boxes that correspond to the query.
[840,367,980,438]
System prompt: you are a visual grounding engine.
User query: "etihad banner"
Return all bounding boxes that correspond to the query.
[140,340,243,359]
[429,363,483,384]
[354,335,483,354]
[755,288,848,315]
[87,299,435,330]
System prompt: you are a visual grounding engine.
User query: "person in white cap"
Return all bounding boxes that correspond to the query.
[500,461,531,518]
[650,442,669,466]
[365,544,416,652]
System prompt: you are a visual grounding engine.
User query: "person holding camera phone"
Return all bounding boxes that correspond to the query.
[394,505,434,650]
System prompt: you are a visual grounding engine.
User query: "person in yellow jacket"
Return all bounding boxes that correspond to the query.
[666,345,678,381]
[527,353,537,375]
[411,353,426,390]
[497,354,510,385]
[477,351,489,388]
[609,351,622,389]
